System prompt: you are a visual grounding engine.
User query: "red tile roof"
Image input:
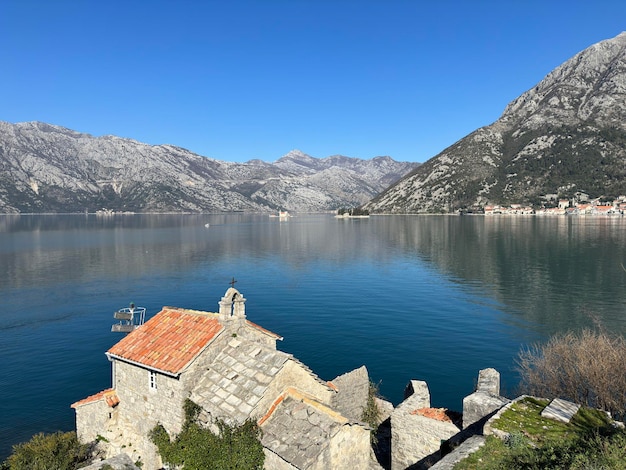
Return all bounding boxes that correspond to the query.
[71,388,119,409]
[409,407,454,423]
[107,307,224,375]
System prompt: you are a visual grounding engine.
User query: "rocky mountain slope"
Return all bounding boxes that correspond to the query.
[366,31,626,213]
[0,121,417,213]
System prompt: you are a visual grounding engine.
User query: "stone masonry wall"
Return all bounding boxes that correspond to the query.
[108,360,188,468]
[263,450,299,470]
[330,365,370,422]
[391,381,459,470]
[255,359,334,416]
[391,412,459,470]
[115,360,186,436]
[326,423,371,470]
[74,399,116,444]
[462,368,510,429]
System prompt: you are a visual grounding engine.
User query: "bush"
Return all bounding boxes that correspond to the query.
[361,380,383,445]
[517,329,626,420]
[149,399,264,470]
[2,431,91,470]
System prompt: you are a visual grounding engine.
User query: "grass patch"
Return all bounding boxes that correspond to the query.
[454,397,624,469]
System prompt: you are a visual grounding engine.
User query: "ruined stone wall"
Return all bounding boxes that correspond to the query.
[255,359,334,416]
[462,368,510,429]
[391,381,459,470]
[391,412,459,470]
[262,450,299,470]
[330,365,370,422]
[326,423,371,470]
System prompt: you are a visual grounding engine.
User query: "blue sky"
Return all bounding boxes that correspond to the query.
[1,1,625,163]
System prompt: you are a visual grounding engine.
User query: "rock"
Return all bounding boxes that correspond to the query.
[540,397,580,423]
[79,453,141,470]
[462,368,510,429]
[366,32,626,213]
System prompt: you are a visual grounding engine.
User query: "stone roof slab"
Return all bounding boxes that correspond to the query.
[190,337,290,424]
[541,397,580,423]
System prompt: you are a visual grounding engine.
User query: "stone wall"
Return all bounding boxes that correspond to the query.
[79,453,141,470]
[74,398,116,444]
[462,368,510,429]
[106,360,188,468]
[391,411,460,470]
[326,423,371,470]
[255,359,334,416]
[391,381,460,470]
[115,360,186,436]
[263,450,299,470]
[330,365,370,422]
[238,321,280,348]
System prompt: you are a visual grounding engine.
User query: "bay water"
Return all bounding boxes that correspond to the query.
[1,213,625,460]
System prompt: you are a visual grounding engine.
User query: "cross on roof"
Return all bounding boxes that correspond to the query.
[229,277,237,288]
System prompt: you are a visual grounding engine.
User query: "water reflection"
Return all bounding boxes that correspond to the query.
[2,213,625,460]
[375,215,626,336]
[2,214,625,337]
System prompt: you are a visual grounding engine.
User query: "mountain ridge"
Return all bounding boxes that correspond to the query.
[365,32,626,213]
[0,121,418,213]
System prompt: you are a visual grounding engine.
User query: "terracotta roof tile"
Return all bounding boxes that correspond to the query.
[71,388,119,409]
[107,307,223,375]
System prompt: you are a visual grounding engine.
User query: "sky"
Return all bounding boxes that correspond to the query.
[1,1,625,163]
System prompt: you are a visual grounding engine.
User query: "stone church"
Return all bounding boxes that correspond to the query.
[72,287,372,469]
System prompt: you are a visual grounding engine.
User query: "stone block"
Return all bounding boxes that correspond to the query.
[541,398,580,423]
[462,368,510,429]
[462,392,510,429]
[476,368,500,395]
[79,453,141,470]
[390,410,459,470]
[430,435,486,470]
[403,380,430,407]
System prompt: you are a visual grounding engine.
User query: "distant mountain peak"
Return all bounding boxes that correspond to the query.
[0,121,417,213]
[366,31,626,214]
[279,149,311,159]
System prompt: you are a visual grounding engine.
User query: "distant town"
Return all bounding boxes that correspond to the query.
[484,192,626,216]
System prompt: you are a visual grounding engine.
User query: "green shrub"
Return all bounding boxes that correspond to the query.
[361,380,383,444]
[455,396,626,470]
[149,399,264,470]
[3,431,90,470]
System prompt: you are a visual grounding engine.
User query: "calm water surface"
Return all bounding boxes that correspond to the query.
[1,213,625,459]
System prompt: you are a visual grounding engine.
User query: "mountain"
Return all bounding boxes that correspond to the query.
[365,32,626,214]
[0,122,417,213]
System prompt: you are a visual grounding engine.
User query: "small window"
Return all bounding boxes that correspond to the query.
[149,371,157,390]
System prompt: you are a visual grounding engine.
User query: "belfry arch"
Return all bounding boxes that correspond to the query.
[218,287,246,320]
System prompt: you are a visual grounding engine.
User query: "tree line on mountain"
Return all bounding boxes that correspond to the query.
[496,125,626,207]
